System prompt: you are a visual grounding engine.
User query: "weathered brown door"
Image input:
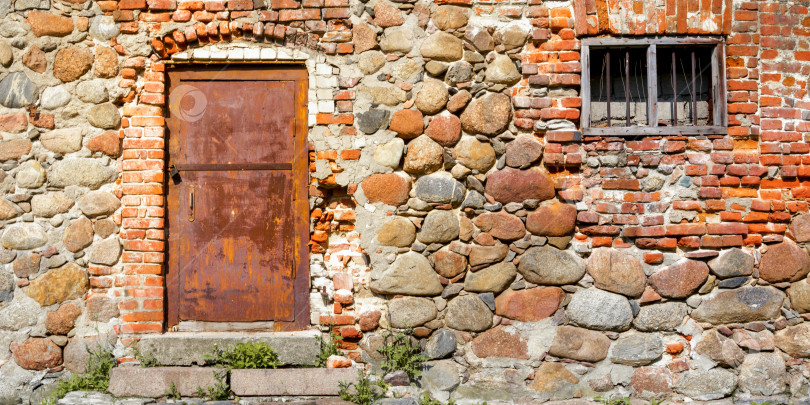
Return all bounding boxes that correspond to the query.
[166,66,309,330]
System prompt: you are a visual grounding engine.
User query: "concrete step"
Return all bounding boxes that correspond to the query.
[136,331,320,367]
[230,368,360,396]
[108,366,226,398]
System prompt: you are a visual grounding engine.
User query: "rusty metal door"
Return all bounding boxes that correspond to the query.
[166,66,309,330]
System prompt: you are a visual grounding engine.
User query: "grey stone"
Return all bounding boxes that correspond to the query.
[708,248,754,279]
[694,330,745,368]
[77,190,121,217]
[485,54,520,85]
[388,296,437,328]
[64,334,116,373]
[418,210,459,244]
[674,369,737,400]
[357,109,390,134]
[87,103,121,129]
[40,127,83,154]
[0,72,37,108]
[464,262,516,293]
[0,271,12,302]
[518,246,586,285]
[15,161,46,189]
[691,286,785,324]
[49,159,117,189]
[374,137,403,168]
[31,192,74,217]
[76,80,109,103]
[415,79,449,115]
[1,223,47,250]
[358,50,387,75]
[420,360,459,392]
[414,174,465,205]
[137,331,320,366]
[424,329,456,359]
[445,294,493,332]
[548,325,610,362]
[370,252,443,296]
[379,27,413,55]
[231,368,360,396]
[461,190,485,209]
[89,237,121,266]
[40,86,71,109]
[420,32,463,62]
[445,61,473,85]
[610,333,662,366]
[89,15,119,40]
[465,25,494,52]
[567,288,634,331]
[632,302,687,331]
[718,276,749,288]
[109,366,229,397]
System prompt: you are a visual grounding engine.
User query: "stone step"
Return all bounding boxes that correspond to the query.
[230,368,360,396]
[136,331,320,367]
[108,366,225,398]
[107,367,359,399]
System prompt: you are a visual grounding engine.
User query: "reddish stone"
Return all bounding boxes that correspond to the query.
[425,114,461,147]
[526,202,576,237]
[326,355,352,368]
[485,167,555,204]
[0,113,29,133]
[473,211,525,241]
[494,287,564,322]
[94,46,119,78]
[648,259,709,298]
[586,248,646,298]
[13,254,41,278]
[27,11,75,37]
[630,367,673,398]
[446,90,471,113]
[13,338,62,370]
[373,1,404,27]
[0,139,32,161]
[45,303,82,335]
[665,342,684,354]
[86,130,121,157]
[53,46,93,82]
[432,250,467,278]
[358,309,381,331]
[360,173,410,207]
[759,240,810,283]
[388,109,424,139]
[638,287,662,304]
[790,213,810,243]
[471,325,529,359]
[505,134,543,168]
[22,47,47,73]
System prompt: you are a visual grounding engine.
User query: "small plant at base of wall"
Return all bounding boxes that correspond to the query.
[204,342,280,369]
[195,369,230,401]
[377,330,429,382]
[338,369,388,405]
[40,344,116,404]
[316,329,343,367]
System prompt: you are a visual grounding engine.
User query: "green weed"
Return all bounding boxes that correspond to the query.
[41,344,116,404]
[419,392,457,405]
[195,369,230,401]
[316,330,343,367]
[377,330,428,381]
[204,342,280,369]
[338,369,388,405]
[165,382,180,400]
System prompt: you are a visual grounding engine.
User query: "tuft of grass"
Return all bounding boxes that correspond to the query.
[338,369,388,405]
[316,329,343,368]
[419,392,457,405]
[164,382,180,400]
[204,342,280,369]
[41,344,116,404]
[195,369,230,401]
[377,330,428,381]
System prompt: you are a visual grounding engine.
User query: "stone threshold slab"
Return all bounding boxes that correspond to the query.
[108,366,226,398]
[137,331,320,366]
[230,368,360,396]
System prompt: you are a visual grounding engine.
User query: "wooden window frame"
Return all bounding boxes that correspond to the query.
[580,36,728,136]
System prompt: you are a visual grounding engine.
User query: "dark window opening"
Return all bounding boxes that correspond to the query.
[581,37,727,136]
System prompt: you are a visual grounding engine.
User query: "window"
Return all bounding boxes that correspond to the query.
[581,37,727,136]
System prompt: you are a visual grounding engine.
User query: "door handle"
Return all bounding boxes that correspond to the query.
[188,185,195,222]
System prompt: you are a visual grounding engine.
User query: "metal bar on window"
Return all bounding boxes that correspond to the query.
[625,50,630,127]
[647,44,657,127]
[606,50,611,127]
[671,50,676,126]
[691,50,697,126]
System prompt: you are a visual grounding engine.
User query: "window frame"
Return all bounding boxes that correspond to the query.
[580,36,728,136]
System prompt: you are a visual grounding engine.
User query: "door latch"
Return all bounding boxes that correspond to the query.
[188,185,195,222]
[169,164,179,177]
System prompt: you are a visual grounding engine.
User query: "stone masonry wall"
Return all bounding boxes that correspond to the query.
[2,0,810,402]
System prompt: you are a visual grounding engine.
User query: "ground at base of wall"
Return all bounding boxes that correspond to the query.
[52,391,810,405]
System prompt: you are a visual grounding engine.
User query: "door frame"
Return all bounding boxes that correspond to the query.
[164,64,310,331]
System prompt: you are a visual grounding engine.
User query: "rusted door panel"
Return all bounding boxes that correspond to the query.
[172,81,295,165]
[172,170,294,322]
[166,66,309,330]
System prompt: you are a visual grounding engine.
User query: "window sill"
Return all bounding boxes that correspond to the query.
[582,126,728,136]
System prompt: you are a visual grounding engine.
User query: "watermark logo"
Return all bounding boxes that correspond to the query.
[169,84,208,122]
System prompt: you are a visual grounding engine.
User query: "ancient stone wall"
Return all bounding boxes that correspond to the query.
[2,0,810,401]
